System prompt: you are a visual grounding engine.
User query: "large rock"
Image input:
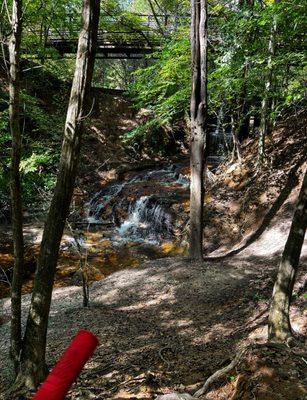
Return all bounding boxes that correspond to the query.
[156,393,194,400]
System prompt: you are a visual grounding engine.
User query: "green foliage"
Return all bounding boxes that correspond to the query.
[0,71,64,210]
[0,0,305,206]
[127,0,306,151]
[121,118,167,155]
[0,110,9,139]
[20,152,52,174]
[20,92,64,138]
[124,29,190,148]
[0,107,10,213]
[35,58,76,83]
[0,164,10,217]
[22,171,56,207]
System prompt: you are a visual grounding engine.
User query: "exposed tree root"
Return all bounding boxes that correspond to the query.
[158,346,172,371]
[193,344,252,398]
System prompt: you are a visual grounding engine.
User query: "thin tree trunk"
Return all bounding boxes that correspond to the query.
[173,2,180,31]
[231,114,241,163]
[147,0,166,37]
[229,65,248,163]
[189,0,208,260]
[222,125,230,155]
[152,0,164,14]
[237,63,254,143]
[258,2,278,167]
[15,0,100,389]
[9,0,24,374]
[0,3,10,77]
[268,169,307,342]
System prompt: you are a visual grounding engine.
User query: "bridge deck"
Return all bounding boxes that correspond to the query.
[46,30,160,58]
[20,14,189,59]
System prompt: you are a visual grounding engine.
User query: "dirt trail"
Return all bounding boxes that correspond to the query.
[0,177,306,399]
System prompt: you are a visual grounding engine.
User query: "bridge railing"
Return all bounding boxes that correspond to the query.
[22,14,190,56]
[46,29,161,47]
[99,13,189,29]
[47,13,189,41]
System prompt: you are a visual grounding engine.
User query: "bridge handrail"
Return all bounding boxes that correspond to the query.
[45,28,158,38]
[21,13,189,55]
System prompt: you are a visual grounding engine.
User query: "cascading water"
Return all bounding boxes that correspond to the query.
[176,173,190,187]
[117,196,173,243]
[85,162,191,244]
[87,183,125,223]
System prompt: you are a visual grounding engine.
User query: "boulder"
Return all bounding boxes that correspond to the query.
[156,393,194,400]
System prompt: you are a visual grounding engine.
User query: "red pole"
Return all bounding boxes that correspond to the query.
[33,330,99,400]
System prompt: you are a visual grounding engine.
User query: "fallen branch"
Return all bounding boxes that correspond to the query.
[72,221,112,226]
[0,266,11,288]
[193,345,251,398]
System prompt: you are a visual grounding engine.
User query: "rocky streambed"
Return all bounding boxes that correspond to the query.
[0,160,195,299]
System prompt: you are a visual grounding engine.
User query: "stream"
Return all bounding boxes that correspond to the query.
[86,163,190,240]
[65,162,192,283]
[0,161,193,298]
[0,124,231,298]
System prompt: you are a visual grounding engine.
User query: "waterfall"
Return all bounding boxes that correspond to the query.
[117,196,173,242]
[87,183,125,223]
[176,173,190,187]
[86,162,190,239]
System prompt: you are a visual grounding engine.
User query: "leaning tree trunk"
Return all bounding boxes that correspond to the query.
[9,0,24,373]
[147,0,166,37]
[15,0,100,389]
[189,0,208,260]
[268,168,307,342]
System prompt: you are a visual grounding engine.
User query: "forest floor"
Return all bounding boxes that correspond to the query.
[0,85,306,398]
[0,174,306,400]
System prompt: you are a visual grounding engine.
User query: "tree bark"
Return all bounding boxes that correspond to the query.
[237,63,250,143]
[15,0,100,389]
[9,0,24,374]
[268,169,307,342]
[189,0,208,260]
[231,114,242,163]
[257,1,278,167]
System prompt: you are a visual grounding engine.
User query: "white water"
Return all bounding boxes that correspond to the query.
[117,196,150,237]
[117,196,172,243]
[86,163,192,242]
[87,183,126,223]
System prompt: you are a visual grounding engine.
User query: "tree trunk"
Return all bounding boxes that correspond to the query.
[9,0,24,373]
[189,0,208,260]
[257,2,278,167]
[147,0,166,37]
[15,0,100,389]
[231,114,242,163]
[230,59,249,163]
[237,62,249,143]
[268,169,307,342]
[238,110,250,142]
[0,11,10,77]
